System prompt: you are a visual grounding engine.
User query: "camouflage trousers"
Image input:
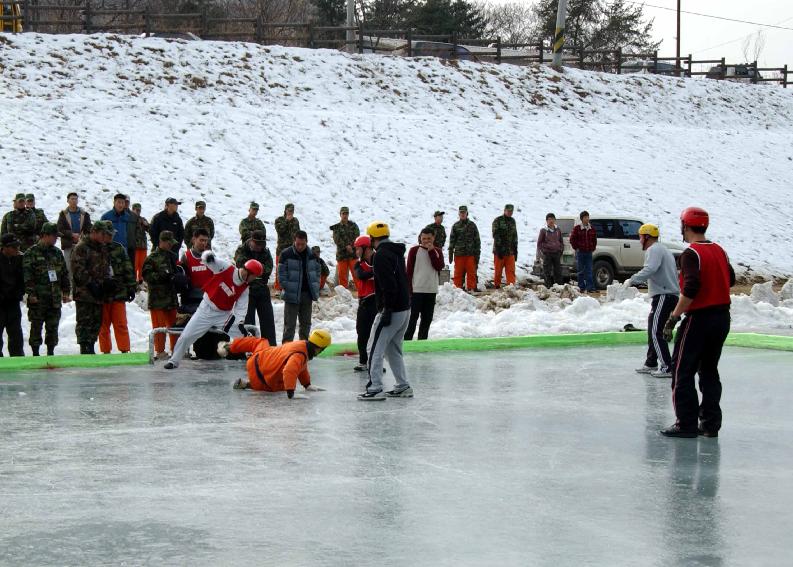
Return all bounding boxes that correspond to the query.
[75,301,103,345]
[27,304,61,348]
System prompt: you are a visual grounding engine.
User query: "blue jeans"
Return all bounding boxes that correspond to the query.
[576,251,595,291]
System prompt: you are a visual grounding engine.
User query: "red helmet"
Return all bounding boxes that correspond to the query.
[243,259,263,277]
[680,207,709,228]
[354,235,371,248]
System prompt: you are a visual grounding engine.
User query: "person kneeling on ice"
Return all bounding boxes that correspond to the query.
[221,329,331,398]
[163,251,263,370]
[358,221,413,401]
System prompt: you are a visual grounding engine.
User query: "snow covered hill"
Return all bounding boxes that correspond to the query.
[1,32,792,353]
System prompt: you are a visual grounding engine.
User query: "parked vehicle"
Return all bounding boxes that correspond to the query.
[412,41,476,61]
[621,59,681,76]
[532,216,686,289]
[706,64,764,82]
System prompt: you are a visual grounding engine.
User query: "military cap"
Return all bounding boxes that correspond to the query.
[249,202,260,210]
[132,203,142,210]
[1,234,20,247]
[165,197,181,205]
[250,230,266,243]
[101,220,116,234]
[91,220,114,234]
[25,193,35,200]
[433,210,445,217]
[458,205,468,213]
[284,203,295,211]
[340,206,349,214]
[159,230,177,244]
[40,222,59,236]
[113,192,126,201]
[14,193,26,201]
[311,245,321,253]
[504,204,514,211]
[195,200,206,208]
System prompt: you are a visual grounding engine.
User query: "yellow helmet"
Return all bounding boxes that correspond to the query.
[308,329,332,350]
[638,223,660,238]
[366,221,390,239]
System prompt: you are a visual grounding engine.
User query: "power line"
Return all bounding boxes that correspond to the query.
[627,2,793,31]
[694,16,793,53]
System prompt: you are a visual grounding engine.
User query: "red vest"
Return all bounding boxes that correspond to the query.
[182,251,213,290]
[355,261,375,299]
[203,266,248,311]
[681,242,731,312]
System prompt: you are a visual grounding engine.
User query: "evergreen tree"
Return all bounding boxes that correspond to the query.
[313,0,346,26]
[410,0,486,37]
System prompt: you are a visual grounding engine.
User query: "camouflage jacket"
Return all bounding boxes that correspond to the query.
[22,242,70,308]
[142,247,178,310]
[71,236,111,304]
[234,241,274,291]
[1,209,37,251]
[134,215,149,249]
[274,216,300,256]
[424,223,447,249]
[184,215,215,246]
[449,219,481,259]
[106,241,136,302]
[330,221,360,261]
[492,215,518,257]
[239,217,265,243]
[318,257,330,278]
[32,208,49,235]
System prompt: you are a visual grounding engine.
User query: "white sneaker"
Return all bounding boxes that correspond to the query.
[385,386,413,398]
[358,390,386,401]
[635,365,656,374]
[651,369,672,379]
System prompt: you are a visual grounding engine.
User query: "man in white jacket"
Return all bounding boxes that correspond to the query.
[164,250,262,369]
[628,224,680,378]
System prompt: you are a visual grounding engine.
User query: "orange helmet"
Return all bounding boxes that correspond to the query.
[354,235,371,248]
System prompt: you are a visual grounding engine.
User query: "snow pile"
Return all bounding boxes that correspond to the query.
[750,281,779,307]
[605,281,640,302]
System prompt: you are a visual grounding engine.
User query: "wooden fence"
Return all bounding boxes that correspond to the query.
[2,0,790,88]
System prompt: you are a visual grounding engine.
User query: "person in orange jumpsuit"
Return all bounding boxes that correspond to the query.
[222,329,331,398]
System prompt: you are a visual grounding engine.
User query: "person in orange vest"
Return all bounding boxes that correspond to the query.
[222,329,331,398]
[163,251,263,369]
[660,207,735,438]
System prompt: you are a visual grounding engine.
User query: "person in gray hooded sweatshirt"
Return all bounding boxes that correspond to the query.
[628,223,680,378]
[358,221,413,401]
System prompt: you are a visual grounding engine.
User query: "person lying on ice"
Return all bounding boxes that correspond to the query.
[219,329,331,398]
[163,251,263,369]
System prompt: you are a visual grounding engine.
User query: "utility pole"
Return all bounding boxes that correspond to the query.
[676,0,681,69]
[346,0,355,52]
[552,0,570,68]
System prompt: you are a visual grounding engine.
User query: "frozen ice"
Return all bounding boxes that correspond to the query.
[1,346,792,565]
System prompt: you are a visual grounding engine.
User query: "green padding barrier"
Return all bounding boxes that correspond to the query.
[322,331,793,357]
[0,353,149,373]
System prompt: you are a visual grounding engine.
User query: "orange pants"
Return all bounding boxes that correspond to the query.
[453,256,477,290]
[150,308,177,354]
[134,248,147,282]
[320,274,327,290]
[336,259,358,288]
[273,256,281,290]
[99,302,130,353]
[230,336,310,392]
[494,255,516,287]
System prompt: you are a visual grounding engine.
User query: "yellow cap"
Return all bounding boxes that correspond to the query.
[308,329,332,349]
[638,223,660,238]
[366,221,390,239]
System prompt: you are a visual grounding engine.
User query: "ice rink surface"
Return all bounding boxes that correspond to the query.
[1,346,791,566]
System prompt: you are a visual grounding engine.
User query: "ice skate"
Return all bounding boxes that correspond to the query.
[385,386,413,398]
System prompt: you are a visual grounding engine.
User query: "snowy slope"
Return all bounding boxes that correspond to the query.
[2,33,793,354]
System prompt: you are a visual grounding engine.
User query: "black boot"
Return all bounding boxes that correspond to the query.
[86,343,96,355]
[79,343,94,355]
[46,346,55,356]
[32,346,40,357]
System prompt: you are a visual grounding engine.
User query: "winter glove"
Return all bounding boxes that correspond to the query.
[662,315,681,342]
[238,323,251,337]
[380,308,392,327]
[87,282,102,299]
[127,289,136,302]
[101,279,117,294]
[222,315,236,334]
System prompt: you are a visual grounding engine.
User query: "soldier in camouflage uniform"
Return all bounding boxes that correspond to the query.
[184,200,215,248]
[492,204,519,288]
[1,193,38,252]
[330,206,360,288]
[131,203,149,282]
[273,203,300,291]
[23,223,71,356]
[71,221,114,354]
[234,230,276,346]
[25,193,49,237]
[142,231,180,358]
[239,202,265,244]
[312,246,331,291]
[98,235,137,354]
[449,205,481,291]
[424,210,447,249]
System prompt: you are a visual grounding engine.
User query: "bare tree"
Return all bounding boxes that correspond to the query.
[478,1,536,45]
[741,30,766,63]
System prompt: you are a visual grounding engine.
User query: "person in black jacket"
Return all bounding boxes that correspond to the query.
[0,234,26,356]
[358,221,413,401]
[149,198,185,258]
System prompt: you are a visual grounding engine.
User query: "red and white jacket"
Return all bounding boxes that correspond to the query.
[181,249,213,290]
[201,250,250,316]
